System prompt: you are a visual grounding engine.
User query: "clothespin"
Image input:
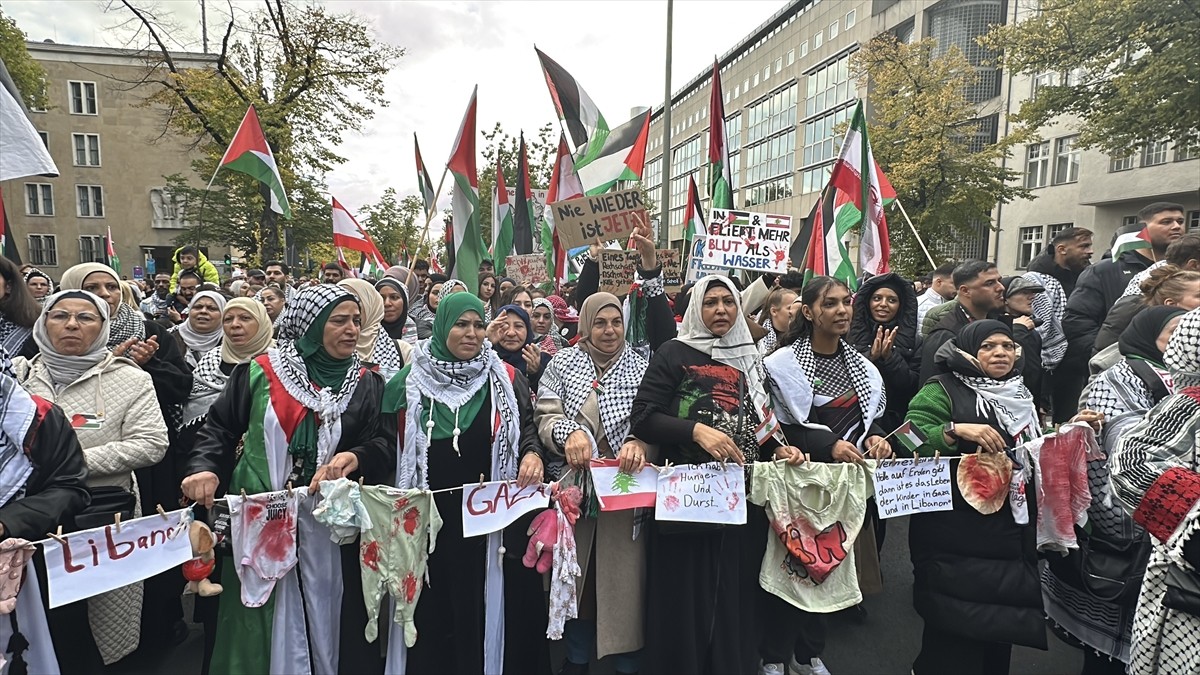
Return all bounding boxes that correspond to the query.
[478,473,486,489]
[46,526,67,545]
[286,481,294,497]
[240,488,247,498]
[934,450,941,462]
[114,512,122,533]
[156,504,169,521]
[358,476,365,486]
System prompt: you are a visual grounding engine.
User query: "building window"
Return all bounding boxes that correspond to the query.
[37,131,48,147]
[76,185,105,218]
[802,104,852,170]
[27,235,58,267]
[1063,67,1086,86]
[1187,210,1199,233]
[829,21,839,40]
[1025,142,1050,188]
[1031,71,1057,98]
[726,114,742,153]
[814,31,823,49]
[79,235,106,263]
[743,78,749,94]
[68,81,98,115]
[643,156,662,209]
[786,49,795,66]
[1018,226,1043,269]
[29,77,48,112]
[747,83,797,145]
[845,9,857,29]
[800,41,809,58]
[1122,215,1139,228]
[1110,154,1135,172]
[753,73,760,88]
[744,131,796,199]
[24,183,53,216]
[1142,140,1169,166]
[804,52,853,119]
[1053,136,1080,184]
[72,133,101,167]
[1176,144,1199,161]
[668,136,703,214]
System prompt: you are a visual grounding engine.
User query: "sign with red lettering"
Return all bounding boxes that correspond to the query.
[461,481,550,537]
[43,508,193,608]
[505,253,550,288]
[704,209,791,273]
[656,463,747,525]
[550,188,649,250]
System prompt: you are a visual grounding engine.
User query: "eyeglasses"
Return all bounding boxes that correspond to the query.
[46,310,102,326]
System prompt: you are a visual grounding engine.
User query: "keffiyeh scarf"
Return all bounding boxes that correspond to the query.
[184,348,230,427]
[1086,358,1171,421]
[107,302,146,346]
[1165,307,1200,389]
[1023,271,1067,368]
[952,360,1040,442]
[539,344,648,456]
[0,317,29,359]
[0,351,36,508]
[1121,260,1168,299]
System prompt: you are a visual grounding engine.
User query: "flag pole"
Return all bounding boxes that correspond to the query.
[413,163,451,262]
[657,0,674,249]
[892,199,936,268]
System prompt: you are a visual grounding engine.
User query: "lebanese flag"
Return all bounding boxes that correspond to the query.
[542,133,583,287]
[577,110,651,196]
[447,87,485,293]
[827,102,895,278]
[707,59,733,210]
[590,459,658,511]
[218,105,291,218]
[332,197,387,265]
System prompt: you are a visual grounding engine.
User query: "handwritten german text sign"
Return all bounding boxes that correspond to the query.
[873,458,953,519]
[551,189,648,250]
[656,463,747,525]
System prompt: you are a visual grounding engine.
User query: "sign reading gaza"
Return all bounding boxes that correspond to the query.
[704,209,791,273]
[550,188,648,250]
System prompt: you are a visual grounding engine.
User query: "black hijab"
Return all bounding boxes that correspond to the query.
[1118,305,1186,365]
[848,272,918,358]
[375,277,409,340]
[935,319,1018,379]
[492,304,534,374]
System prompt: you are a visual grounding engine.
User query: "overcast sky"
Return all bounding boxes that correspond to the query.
[7,0,785,217]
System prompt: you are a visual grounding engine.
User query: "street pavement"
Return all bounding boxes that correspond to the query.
[112,517,1085,675]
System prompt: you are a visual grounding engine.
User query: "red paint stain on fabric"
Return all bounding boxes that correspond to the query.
[361,540,380,572]
[960,454,1008,503]
[394,497,409,511]
[254,506,295,562]
[402,571,418,603]
[403,507,420,535]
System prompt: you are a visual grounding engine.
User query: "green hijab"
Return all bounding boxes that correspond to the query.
[383,292,490,439]
[297,298,358,388]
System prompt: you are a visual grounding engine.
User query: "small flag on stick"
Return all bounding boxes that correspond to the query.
[893,421,928,455]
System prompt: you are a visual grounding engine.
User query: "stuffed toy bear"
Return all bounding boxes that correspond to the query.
[523,484,583,574]
[182,520,223,596]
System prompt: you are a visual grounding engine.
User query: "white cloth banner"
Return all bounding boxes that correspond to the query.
[0,85,58,182]
[461,481,550,538]
[655,463,747,525]
[42,508,193,608]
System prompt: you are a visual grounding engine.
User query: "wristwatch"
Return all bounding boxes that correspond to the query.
[944,422,961,441]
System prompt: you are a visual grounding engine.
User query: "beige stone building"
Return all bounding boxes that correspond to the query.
[2,40,232,279]
[642,0,1200,273]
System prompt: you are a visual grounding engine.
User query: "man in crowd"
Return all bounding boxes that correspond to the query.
[916,262,957,330]
[479,258,495,275]
[322,262,345,284]
[1059,202,1186,420]
[919,260,1005,383]
[264,260,296,300]
[140,273,173,320]
[1093,233,1200,352]
[1022,226,1094,409]
[1002,276,1045,404]
[166,271,202,323]
[247,269,266,286]
[413,258,431,292]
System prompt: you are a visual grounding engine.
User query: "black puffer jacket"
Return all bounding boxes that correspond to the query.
[1063,250,1152,366]
[848,273,921,433]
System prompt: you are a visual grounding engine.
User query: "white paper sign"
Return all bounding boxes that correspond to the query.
[43,508,193,608]
[590,460,658,511]
[873,458,954,519]
[461,480,550,537]
[655,463,747,525]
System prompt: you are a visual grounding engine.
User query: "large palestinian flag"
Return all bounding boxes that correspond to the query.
[578,109,651,196]
[447,87,485,292]
[707,59,734,210]
[216,105,291,218]
[535,47,609,166]
[542,133,584,287]
[414,132,437,218]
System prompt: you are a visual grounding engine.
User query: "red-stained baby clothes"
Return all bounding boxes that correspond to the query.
[228,489,302,608]
[358,486,442,646]
[0,539,36,614]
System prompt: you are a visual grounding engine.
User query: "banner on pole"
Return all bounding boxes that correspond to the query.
[43,509,193,608]
[703,209,791,273]
[461,481,550,537]
[505,253,550,288]
[598,249,682,295]
[550,189,648,250]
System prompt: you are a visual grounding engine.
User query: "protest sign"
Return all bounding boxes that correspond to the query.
[505,253,549,287]
[43,508,193,608]
[551,189,648,250]
[590,459,659,511]
[462,480,550,537]
[703,209,791,273]
[685,235,726,283]
[656,463,747,525]
[873,458,954,519]
[597,249,683,295]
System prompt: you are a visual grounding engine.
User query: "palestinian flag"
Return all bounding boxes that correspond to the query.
[827,102,896,278]
[535,47,609,167]
[1111,226,1152,259]
[513,132,537,256]
[492,155,514,275]
[414,133,437,218]
[542,133,584,288]
[105,225,120,275]
[1,189,21,263]
[792,186,858,290]
[332,197,387,265]
[684,174,705,244]
[893,421,928,455]
[216,105,291,219]
[578,110,651,196]
[447,87,485,293]
[707,59,734,210]
[0,79,58,182]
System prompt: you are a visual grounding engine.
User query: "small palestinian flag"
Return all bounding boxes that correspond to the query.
[894,421,928,454]
[1110,226,1152,259]
[215,105,291,218]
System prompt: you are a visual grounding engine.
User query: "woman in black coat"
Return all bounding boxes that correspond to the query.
[847,273,921,439]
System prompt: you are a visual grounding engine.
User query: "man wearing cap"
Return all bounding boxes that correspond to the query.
[1003,275,1045,405]
[247,269,266,285]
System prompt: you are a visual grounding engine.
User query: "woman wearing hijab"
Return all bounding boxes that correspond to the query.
[13,290,169,665]
[411,273,447,340]
[489,304,552,392]
[547,294,579,342]
[535,292,655,675]
[629,275,802,675]
[902,320,1046,673]
[847,272,922,437]
[382,265,422,345]
[338,278,404,379]
[531,297,567,355]
[383,292,548,675]
[1085,306,1186,420]
[1110,308,1200,675]
[477,271,500,321]
[181,284,396,674]
[170,290,227,368]
[377,277,417,357]
[182,298,275,430]
[22,268,53,303]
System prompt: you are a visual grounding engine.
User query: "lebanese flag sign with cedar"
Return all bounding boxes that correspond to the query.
[218,105,292,219]
[827,101,895,278]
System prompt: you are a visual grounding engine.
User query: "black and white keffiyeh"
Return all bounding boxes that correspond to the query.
[0,317,30,358]
[107,301,146,346]
[1165,307,1200,389]
[1122,260,1168,298]
[183,348,228,427]
[952,364,1040,441]
[1085,358,1170,421]
[0,349,36,508]
[1023,271,1067,368]
[538,343,648,455]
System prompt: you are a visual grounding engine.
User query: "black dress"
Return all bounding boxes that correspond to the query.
[629,340,773,675]
[405,381,551,675]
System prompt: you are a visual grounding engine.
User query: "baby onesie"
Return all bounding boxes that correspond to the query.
[313,477,373,544]
[359,486,442,645]
[227,489,302,608]
[0,539,35,614]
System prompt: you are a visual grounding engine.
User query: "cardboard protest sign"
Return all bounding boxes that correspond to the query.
[655,463,747,525]
[461,480,550,537]
[598,249,683,295]
[873,458,954,519]
[685,235,726,283]
[702,209,791,273]
[550,188,648,250]
[43,508,193,608]
[590,459,659,511]
[505,253,549,287]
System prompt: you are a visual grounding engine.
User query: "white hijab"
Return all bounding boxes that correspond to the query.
[175,290,227,355]
[31,290,111,389]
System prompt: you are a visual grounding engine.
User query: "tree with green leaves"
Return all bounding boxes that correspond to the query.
[611,470,639,494]
[476,121,556,249]
[114,0,403,261]
[851,35,1032,277]
[981,0,1199,155]
[0,10,48,109]
[357,188,444,265]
